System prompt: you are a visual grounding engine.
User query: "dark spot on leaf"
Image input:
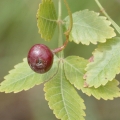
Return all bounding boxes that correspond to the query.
[83,81,89,88]
[83,74,87,79]
[88,56,94,62]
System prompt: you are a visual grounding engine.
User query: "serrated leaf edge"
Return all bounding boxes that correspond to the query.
[36,0,57,40]
[0,57,60,93]
[64,9,116,45]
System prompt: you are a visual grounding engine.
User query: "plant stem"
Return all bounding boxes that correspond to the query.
[63,0,73,35]
[53,0,73,56]
[58,0,64,58]
[58,0,62,20]
[95,0,120,34]
[95,0,111,18]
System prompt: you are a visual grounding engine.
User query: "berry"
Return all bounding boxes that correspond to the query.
[27,44,54,74]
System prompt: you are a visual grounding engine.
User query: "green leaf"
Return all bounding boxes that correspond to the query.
[64,9,116,45]
[64,56,120,100]
[84,79,120,100]
[85,37,120,88]
[101,9,120,34]
[44,62,85,120]
[37,0,57,40]
[0,56,59,93]
[95,0,120,34]
[64,56,88,89]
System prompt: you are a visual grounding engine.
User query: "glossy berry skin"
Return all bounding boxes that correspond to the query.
[27,44,54,74]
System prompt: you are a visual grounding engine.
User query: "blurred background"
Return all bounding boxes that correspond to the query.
[0,0,120,120]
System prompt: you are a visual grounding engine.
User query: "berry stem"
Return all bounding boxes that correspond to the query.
[53,0,73,55]
[52,36,68,54]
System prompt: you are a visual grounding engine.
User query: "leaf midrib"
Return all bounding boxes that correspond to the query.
[40,15,57,22]
[1,72,35,88]
[87,43,120,87]
[64,60,84,75]
[60,65,70,120]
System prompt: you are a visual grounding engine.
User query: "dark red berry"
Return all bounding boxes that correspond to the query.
[27,44,54,74]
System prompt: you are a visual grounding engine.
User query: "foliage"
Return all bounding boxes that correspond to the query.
[64,56,120,100]
[44,62,85,120]
[85,37,120,88]
[64,9,115,45]
[0,56,59,93]
[0,0,120,120]
[37,0,57,40]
